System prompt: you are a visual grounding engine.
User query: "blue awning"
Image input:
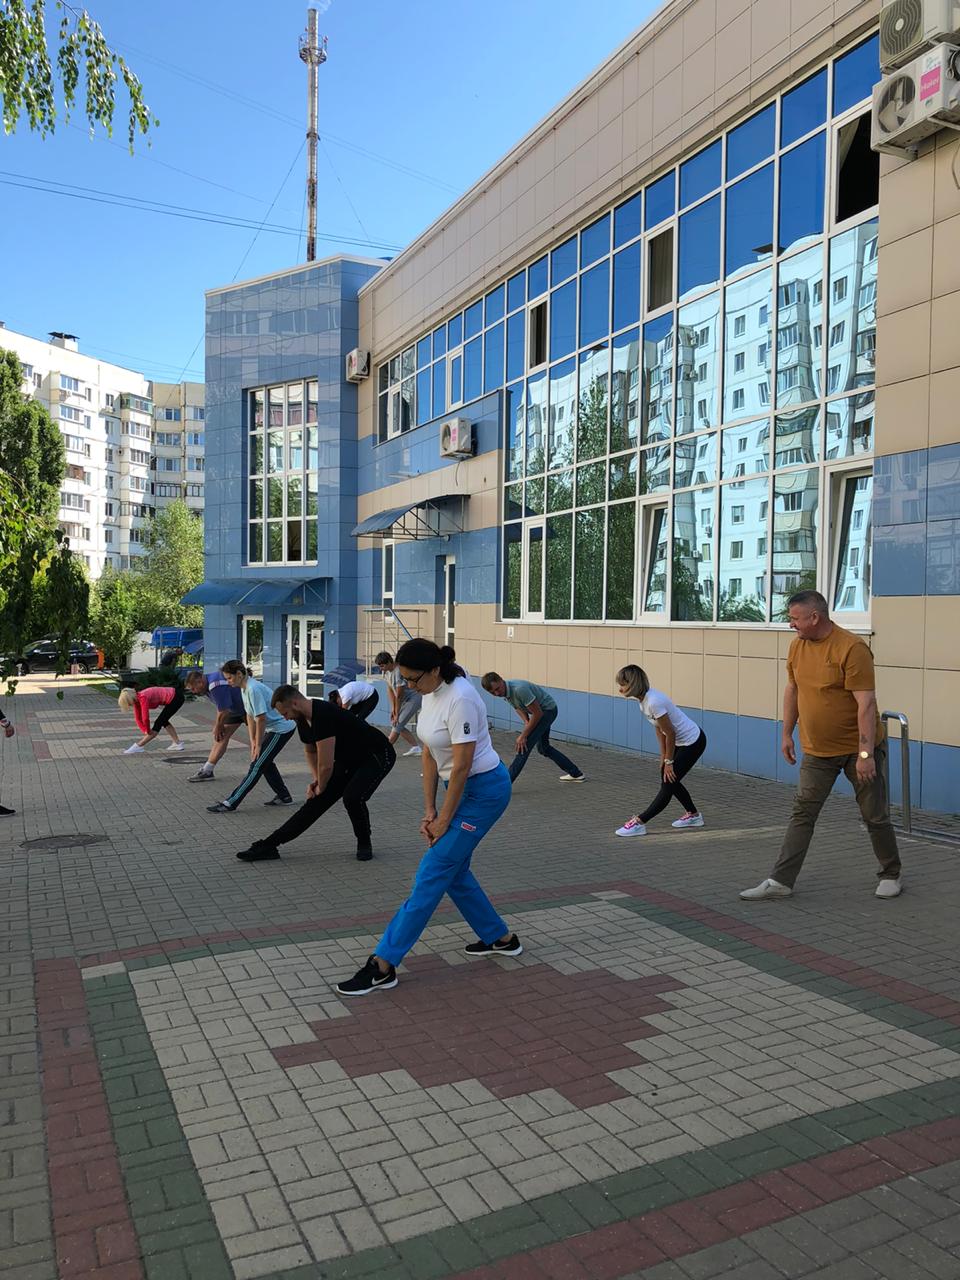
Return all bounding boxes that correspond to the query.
[151,626,203,648]
[323,661,367,689]
[180,578,329,608]
[351,495,466,539]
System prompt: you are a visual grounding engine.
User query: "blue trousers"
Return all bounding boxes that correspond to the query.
[507,707,582,782]
[376,763,512,966]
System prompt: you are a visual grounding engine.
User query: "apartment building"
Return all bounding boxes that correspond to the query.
[192,0,960,814]
[0,326,204,576]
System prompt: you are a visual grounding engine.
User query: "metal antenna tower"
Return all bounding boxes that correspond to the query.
[299,9,328,262]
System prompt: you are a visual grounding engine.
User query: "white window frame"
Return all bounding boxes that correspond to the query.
[522,520,545,622]
[638,498,670,620]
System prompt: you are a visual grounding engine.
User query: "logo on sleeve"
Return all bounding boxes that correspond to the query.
[460,821,477,831]
[463,721,471,734]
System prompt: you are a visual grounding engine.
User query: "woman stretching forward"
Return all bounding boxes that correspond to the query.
[615,664,706,837]
[336,640,521,997]
[206,660,294,812]
[119,686,185,754]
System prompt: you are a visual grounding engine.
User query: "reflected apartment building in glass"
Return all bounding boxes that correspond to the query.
[196,0,960,812]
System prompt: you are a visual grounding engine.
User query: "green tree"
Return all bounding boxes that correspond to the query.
[0,347,67,681]
[90,567,140,667]
[0,0,155,148]
[133,500,204,629]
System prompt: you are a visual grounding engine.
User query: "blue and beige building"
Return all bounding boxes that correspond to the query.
[192,0,960,813]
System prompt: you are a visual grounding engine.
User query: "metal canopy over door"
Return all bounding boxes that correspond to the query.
[286,617,325,696]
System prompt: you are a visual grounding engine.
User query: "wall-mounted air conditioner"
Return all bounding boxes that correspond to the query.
[880,0,960,71]
[345,348,370,382]
[871,42,960,152]
[439,417,474,459]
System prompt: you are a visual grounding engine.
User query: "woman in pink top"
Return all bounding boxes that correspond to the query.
[118,685,186,754]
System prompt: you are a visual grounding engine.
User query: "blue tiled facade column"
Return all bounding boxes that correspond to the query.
[203,258,380,684]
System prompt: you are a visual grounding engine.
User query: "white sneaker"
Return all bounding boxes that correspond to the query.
[165,742,186,752]
[402,745,422,757]
[559,773,586,782]
[672,813,704,829]
[875,878,902,899]
[615,817,647,837]
[123,744,145,755]
[740,878,793,901]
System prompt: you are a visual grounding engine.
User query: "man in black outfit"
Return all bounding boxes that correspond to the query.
[236,685,395,864]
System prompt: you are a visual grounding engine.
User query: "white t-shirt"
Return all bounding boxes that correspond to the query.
[639,689,701,747]
[338,680,376,708]
[417,676,501,781]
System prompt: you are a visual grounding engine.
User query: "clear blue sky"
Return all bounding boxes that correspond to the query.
[1,0,659,383]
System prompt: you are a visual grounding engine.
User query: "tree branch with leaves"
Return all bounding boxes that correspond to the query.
[0,0,156,149]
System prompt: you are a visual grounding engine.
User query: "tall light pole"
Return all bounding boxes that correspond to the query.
[299,9,327,263]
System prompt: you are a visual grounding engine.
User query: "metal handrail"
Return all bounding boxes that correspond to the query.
[361,606,424,645]
[881,711,912,835]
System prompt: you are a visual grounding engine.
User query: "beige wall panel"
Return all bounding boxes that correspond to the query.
[641,649,673,692]
[778,630,795,658]
[878,151,935,247]
[877,230,933,318]
[643,626,672,652]
[703,654,740,713]
[934,134,960,225]
[737,656,779,719]
[672,651,705,708]
[672,628,705,654]
[924,597,960,672]
[682,41,717,117]
[545,643,570,691]
[930,292,960,375]
[876,304,932,387]
[929,368,960,448]
[871,596,925,669]
[684,0,718,54]
[585,625,615,651]
[874,665,924,739]
[567,645,591,692]
[932,213,960,301]
[717,0,751,25]
[874,376,929,457]
[703,628,739,656]
[739,629,779,658]
[922,671,960,747]
[589,645,618,695]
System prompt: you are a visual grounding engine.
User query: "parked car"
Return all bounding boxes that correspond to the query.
[9,638,103,676]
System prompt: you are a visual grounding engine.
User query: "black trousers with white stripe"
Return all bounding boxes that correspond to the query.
[223,729,294,809]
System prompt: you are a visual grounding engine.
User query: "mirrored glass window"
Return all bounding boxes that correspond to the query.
[551,236,577,285]
[777,245,823,409]
[545,514,572,618]
[645,171,676,228]
[447,313,463,349]
[833,473,872,613]
[610,329,640,453]
[576,345,608,462]
[642,505,669,614]
[719,476,768,621]
[550,281,577,361]
[612,242,641,333]
[606,501,636,619]
[574,508,605,619]
[416,336,432,369]
[781,68,827,147]
[485,285,505,327]
[580,259,610,348]
[726,104,776,180]
[614,193,642,247]
[547,468,573,512]
[679,195,721,300]
[506,310,525,382]
[416,369,431,425]
[675,431,717,488]
[433,325,447,360]
[775,406,819,468]
[779,132,826,255]
[432,360,446,418]
[525,372,547,475]
[505,382,524,481]
[828,220,877,395]
[576,460,606,507]
[824,392,874,459]
[833,34,879,116]
[609,453,637,500]
[676,292,720,436]
[548,358,577,470]
[772,468,820,619]
[724,269,771,422]
[721,420,769,479]
[503,524,522,618]
[680,140,721,207]
[507,271,526,313]
[725,164,774,278]
[528,255,548,299]
[671,489,715,620]
[581,214,610,267]
[464,300,483,339]
[464,336,482,401]
[639,444,672,495]
[642,314,673,444]
[484,323,504,393]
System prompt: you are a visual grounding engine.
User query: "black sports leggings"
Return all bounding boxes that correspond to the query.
[639,729,707,823]
[151,688,184,732]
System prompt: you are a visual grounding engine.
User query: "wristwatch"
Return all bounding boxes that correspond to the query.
[859,750,871,760]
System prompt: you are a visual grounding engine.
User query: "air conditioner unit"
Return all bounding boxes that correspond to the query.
[439,417,473,459]
[871,42,960,152]
[345,348,370,382]
[880,0,960,71]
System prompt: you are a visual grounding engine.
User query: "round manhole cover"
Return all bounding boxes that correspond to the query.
[21,833,106,851]
[159,755,210,765]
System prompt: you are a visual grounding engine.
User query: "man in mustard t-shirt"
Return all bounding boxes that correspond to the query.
[741,590,902,902]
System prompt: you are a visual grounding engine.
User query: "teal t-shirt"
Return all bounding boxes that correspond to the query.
[505,679,556,715]
[241,678,297,734]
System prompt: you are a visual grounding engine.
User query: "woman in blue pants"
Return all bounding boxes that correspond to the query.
[336,639,522,996]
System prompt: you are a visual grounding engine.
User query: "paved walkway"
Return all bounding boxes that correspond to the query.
[2,677,960,1280]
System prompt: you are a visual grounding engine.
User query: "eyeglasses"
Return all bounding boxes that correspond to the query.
[400,670,426,687]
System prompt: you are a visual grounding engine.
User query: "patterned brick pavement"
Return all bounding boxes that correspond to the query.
[3,677,960,1280]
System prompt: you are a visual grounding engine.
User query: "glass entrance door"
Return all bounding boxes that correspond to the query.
[286,617,324,696]
[241,616,264,677]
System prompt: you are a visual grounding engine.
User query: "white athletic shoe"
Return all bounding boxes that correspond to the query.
[615,817,647,837]
[672,813,705,829]
[875,878,902,899]
[402,745,422,756]
[123,744,145,755]
[559,774,586,782]
[165,742,186,752]
[740,878,793,901]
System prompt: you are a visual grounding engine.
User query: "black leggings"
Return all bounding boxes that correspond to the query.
[348,691,379,721]
[269,745,396,848]
[151,688,184,732]
[639,729,707,823]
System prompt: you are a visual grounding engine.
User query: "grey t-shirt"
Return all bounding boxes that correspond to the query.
[505,679,557,715]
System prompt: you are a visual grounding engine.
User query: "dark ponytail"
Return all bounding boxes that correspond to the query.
[396,638,465,684]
